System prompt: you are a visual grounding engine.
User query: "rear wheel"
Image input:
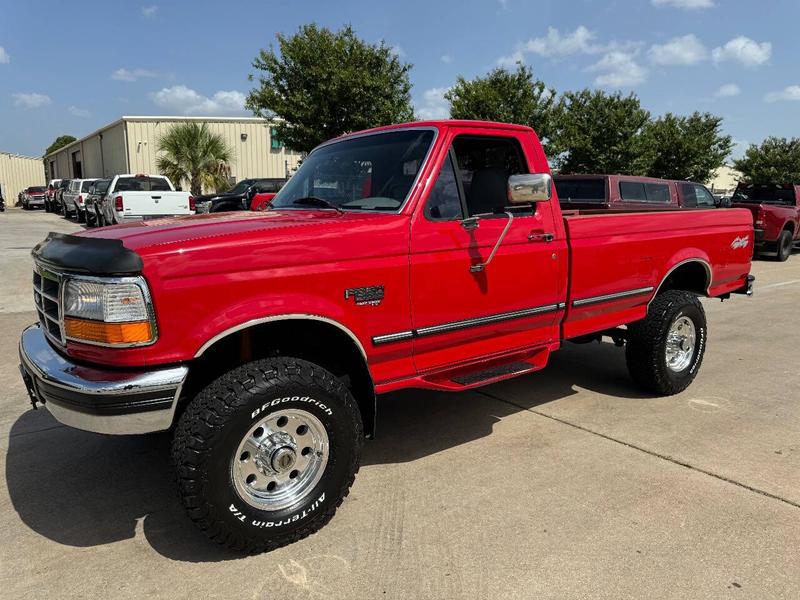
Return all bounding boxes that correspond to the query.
[776,230,793,262]
[625,290,707,395]
[172,357,363,554]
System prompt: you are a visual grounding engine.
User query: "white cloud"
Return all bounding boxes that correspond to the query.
[0,46,9,64]
[652,0,714,9]
[590,51,648,87]
[151,85,247,115]
[523,26,600,58]
[416,87,450,120]
[141,5,158,17]
[441,54,452,64]
[765,85,800,103]
[12,92,52,109]
[649,34,708,66]
[68,106,91,118]
[712,36,771,67]
[111,67,157,81]
[714,83,741,98]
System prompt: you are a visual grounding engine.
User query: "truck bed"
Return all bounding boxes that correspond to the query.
[561,208,754,340]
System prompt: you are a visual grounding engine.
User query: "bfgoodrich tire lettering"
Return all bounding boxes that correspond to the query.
[171,357,363,554]
[625,290,707,395]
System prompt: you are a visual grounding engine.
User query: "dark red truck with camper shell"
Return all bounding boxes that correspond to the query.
[554,174,719,211]
[731,183,800,261]
[19,120,754,553]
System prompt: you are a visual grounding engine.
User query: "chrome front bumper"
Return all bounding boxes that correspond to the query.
[18,324,188,435]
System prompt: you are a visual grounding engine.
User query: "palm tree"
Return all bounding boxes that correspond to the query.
[156,123,233,195]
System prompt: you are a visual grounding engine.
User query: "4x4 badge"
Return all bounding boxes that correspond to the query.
[731,236,750,249]
[345,285,384,306]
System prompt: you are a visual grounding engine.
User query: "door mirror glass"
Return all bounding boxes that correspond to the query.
[508,173,552,204]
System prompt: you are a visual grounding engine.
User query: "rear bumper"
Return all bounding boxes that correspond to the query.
[18,324,188,435]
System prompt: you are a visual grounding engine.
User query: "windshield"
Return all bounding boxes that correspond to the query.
[271,129,435,212]
[733,184,796,205]
[226,180,254,195]
[555,178,606,204]
[95,180,110,193]
[80,180,96,192]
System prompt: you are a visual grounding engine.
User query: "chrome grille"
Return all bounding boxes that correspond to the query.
[33,265,64,345]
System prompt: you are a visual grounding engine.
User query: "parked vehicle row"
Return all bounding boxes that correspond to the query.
[43,174,194,225]
[19,119,755,554]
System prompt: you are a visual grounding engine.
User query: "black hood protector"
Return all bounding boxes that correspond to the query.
[31,232,143,275]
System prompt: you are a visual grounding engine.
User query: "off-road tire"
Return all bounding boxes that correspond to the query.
[171,357,363,554]
[625,290,707,395]
[776,230,793,262]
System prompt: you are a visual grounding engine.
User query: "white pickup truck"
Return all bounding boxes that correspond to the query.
[98,174,195,224]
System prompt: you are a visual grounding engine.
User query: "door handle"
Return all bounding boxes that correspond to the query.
[151,195,162,199]
[528,231,554,242]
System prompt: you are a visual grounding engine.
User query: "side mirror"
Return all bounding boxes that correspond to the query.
[508,173,553,204]
[721,197,732,208]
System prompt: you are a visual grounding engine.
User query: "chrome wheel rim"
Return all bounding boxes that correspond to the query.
[665,316,696,372]
[232,409,329,511]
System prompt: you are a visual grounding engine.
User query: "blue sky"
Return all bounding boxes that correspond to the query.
[1,0,799,158]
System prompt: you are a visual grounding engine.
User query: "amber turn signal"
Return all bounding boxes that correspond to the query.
[64,317,154,345]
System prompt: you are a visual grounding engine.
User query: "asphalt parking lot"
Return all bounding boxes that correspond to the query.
[1,207,799,599]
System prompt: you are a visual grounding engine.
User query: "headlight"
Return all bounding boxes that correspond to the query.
[63,277,156,346]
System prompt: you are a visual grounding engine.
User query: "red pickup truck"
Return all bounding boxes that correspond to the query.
[19,120,754,553]
[731,183,800,261]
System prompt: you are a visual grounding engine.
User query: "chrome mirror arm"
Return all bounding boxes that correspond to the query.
[469,211,514,273]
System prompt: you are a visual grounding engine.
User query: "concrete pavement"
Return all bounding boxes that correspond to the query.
[1,208,799,599]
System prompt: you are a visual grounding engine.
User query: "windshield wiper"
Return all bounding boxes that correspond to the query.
[292,196,344,214]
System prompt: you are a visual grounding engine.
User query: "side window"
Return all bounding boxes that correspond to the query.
[680,183,697,207]
[694,185,715,207]
[619,181,646,201]
[451,136,527,216]
[644,183,670,203]
[426,153,463,221]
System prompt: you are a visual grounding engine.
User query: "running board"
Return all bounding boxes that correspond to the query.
[451,361,534,385]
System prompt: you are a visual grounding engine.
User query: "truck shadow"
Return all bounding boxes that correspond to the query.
[5,341,645,563]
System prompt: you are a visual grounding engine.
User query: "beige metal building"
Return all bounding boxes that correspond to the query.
[0,152,46,202]
[43,116,302,191]
[707,165,742,196]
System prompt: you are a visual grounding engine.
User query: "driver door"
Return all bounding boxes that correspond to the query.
[409,132,563,373]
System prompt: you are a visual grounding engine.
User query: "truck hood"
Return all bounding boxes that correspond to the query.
[77,209,406,262]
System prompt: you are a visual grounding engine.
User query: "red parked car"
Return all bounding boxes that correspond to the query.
[19,120,754,553]
[731,183,800,261]
[555,174,719,211]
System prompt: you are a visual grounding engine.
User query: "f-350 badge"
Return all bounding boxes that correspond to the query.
[345,285,385,306]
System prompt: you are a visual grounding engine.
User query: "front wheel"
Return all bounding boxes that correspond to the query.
[172,357,363,554]
[625,290,707,395]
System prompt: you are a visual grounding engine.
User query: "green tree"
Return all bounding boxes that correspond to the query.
[636,112,732,182]
[733,137,800,183]
[44,135,77,156]
[550,90,649,174]
[246,24,414,153]
[155,123,233,195]
[43,135,77,179]
[444,64,556,149]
